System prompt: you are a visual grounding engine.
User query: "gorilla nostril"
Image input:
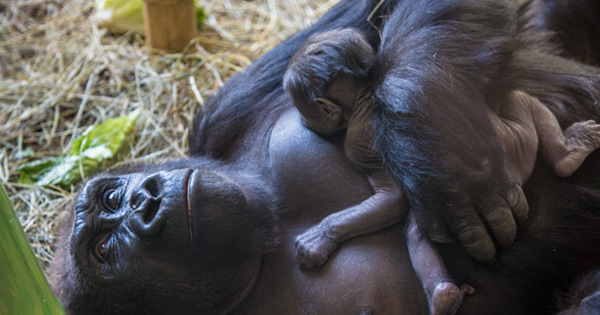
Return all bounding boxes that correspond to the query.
[143,176,162,198]
[141,198,161,224]
[131,174,164,224]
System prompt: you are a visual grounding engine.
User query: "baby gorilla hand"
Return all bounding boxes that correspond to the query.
[295,222,339,269]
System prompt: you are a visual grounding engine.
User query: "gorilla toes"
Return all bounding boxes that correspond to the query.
[555,120,600,177]
[565,120,600,148]
[430,281,475,315]
[294,224,339,269]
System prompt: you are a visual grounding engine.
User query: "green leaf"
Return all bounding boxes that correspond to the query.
[18,157,63,185]
[18,111,138,187]
[95,0,145,33]
[70,110,138,155]
[0,183,65,314]
[196,6,207,25]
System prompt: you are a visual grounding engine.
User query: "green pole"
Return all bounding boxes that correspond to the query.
[0,183,65,315]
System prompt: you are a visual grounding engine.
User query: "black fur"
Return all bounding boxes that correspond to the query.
[371,0,519,194]
[525,0,600,67]
[368,0,600,256]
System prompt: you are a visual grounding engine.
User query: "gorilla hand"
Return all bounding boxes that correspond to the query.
[425,180,529,264]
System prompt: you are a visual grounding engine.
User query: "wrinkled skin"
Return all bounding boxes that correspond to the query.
[50,0,600,314]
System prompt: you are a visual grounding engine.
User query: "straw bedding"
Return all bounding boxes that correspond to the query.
[0,0,336,270]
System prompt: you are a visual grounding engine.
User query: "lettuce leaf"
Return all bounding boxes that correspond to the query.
[18,111,138,187]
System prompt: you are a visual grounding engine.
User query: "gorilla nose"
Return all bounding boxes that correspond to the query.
[131,175,162,222]
[128,173,165,238]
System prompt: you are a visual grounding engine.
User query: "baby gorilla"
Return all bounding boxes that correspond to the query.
[491,90,600,184]
[284,28,600,315]
[284,29,473,315]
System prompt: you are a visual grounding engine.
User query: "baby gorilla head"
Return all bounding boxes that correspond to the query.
[283,28,375,136]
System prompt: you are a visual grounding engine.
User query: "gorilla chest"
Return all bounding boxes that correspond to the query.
[268,109,373,219]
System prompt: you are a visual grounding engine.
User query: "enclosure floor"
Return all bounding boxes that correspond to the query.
[0,0,336,271]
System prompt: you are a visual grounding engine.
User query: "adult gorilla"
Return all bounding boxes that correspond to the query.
[49,0,600,314]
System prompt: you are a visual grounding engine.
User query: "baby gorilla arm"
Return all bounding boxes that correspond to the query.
[295,171,474,315]
[295,171,404,268]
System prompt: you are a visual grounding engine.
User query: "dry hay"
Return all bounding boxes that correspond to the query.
[0,0,337,271]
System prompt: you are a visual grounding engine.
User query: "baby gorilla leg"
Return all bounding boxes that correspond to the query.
[553,120,600,177]
[405,212,474,315]
[520,90,600,177]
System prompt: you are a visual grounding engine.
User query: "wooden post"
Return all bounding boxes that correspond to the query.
[142,0,197,52]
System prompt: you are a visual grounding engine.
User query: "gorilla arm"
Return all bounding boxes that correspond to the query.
[370,0,528,263]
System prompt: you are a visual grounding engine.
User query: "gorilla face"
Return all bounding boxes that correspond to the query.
[53,159,278,314]
[72,169,196,278]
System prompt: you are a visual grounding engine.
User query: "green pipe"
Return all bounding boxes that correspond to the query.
[0,183,65,314]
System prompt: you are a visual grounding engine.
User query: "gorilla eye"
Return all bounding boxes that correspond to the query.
[94,236,111,262]
[101,189,119,211]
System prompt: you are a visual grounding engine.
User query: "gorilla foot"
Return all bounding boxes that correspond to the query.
[555,120,600,177]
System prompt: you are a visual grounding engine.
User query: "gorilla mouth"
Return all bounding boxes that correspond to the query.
[185,170,194,247]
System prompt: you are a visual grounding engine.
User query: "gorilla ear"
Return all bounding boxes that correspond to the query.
[314,97,342,121]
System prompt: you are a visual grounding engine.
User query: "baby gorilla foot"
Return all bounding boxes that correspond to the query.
[555,120,600,177]
[295,223,339,269]
[430,281,475,315]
